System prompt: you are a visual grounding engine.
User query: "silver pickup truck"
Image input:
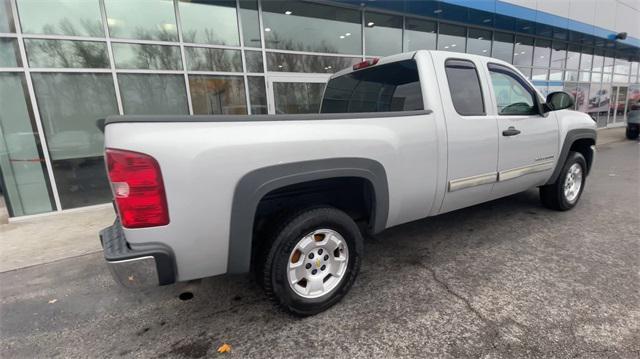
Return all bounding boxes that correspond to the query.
[100,50,596,316]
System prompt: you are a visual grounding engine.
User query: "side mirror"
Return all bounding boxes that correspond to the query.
[545,91,574,112]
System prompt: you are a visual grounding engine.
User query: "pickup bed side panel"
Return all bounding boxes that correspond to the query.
[105,112,440,281]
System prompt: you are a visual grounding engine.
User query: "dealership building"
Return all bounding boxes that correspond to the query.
[0,0,639,219]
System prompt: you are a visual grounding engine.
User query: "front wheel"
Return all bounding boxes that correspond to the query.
[540,151,587,211]
[262,207,363,316]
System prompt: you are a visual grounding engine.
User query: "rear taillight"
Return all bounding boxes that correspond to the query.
[105,148,169,229]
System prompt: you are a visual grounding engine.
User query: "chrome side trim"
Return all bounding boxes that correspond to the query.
[448,172,497,192]
[498,160,555,182]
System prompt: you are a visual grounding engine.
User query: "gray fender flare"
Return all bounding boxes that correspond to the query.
[546,128,597,185]
[226,158,389,274]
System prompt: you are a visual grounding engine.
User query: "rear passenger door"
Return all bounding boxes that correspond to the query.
[431,54,499,213]
[486,64,559,198]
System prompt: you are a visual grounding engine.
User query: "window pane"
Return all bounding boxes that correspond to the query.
[185,47,241,72]
[17,0,103,36]
[513,36,533,66]
[321,60,423,113]
[613,74,629,83]
[566,45,580,70]
[248,76,267,114]
[550,42,566,69]
[105,0,177,41]
[189,75,246,115]
[0,73,53,216]
[444,61,484,116]
[517,67,532,79]
[1,0,14,32]
[592,54,604,73]
[404,18,436,51]
[266,52,359,73]
[614,58,630,74]
[240,0,260,48]
[25,39,108,68]
[262,1,361,55]
[31,73,117,209]
[533,39,551,67]
[365,12,402,56]
[113,43,182,70]
[565,70,578,82]
[549,69,563,81]
[467,28,491,56]
[580,52,593,71]
[490,70,537,115]
[245,50,263,73]
[591,71,602,82]
[492,32,513,63]
[0,38,20,67]
[179,0,239,46]
[274,82,325,114]
[438,23,465,53]
[118,74,188,114]
[532,68,548,81]
[603,56,614,73]
[579,71,590,82]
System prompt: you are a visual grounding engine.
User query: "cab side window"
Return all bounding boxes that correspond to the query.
[445,59,485,116]
[488,66,538,115]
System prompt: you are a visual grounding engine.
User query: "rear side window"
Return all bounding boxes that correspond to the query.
[320,59,423,113]
[445,59,485,116]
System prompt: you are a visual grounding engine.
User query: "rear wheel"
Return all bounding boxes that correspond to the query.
[540,151,587,211]
[262,207,363,316]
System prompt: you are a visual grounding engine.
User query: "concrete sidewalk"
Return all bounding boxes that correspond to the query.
[0,126,630,273]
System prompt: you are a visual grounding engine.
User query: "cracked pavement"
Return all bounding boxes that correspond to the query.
[1,140,638,358]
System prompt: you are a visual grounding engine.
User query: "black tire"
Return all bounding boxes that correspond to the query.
[626,126,639,140]
[540,151,587,211]
[262,207,363,316]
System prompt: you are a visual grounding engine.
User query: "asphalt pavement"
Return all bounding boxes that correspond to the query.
[1,140,638,358]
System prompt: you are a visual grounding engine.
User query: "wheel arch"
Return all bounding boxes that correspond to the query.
[227,158,389,273]
[546,128,596,185]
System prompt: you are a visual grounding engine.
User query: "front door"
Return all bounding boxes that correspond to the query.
[266,74,330,114]
[486,64,559,198]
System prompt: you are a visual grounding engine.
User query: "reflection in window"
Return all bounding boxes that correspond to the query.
[25,39,108,68]
[365,12,402,56]
[550,42,566,69]
[240,0,261,48]
[17,0,103,37]
[273,82,325,114]
[614,58,630,75]
[179,0,239,46]
[579,71,590,82]
[262,1,361,55]
[31,73,117,209]
[603,56,614,73]
[113,43,182,70]
[513,36,533,66]
[189,75,247,115]
[492,32,513,63]
[267,52,359,73]
[0,73,54,216]
[404,18,436,51]
[438,24,465,53]
[185,47,242,72]
[118,74,188,115]
[1,0,14,33]
[489,70,536,115]
[445,60,484,116]
[549,69,563,81]
[322,60,423,113]
[105,0,177,41]
[467,28,491,56]
[245,50,263,73]
[579,51,593,71]
[0,38,20,67]
[592,54,604,73]
[247,76,267,114]
[566,45,580,70]
[517,67,531,79]
[532,68,548,81]
[533,39,551,67]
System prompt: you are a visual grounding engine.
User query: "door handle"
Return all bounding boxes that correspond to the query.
[502,126,521,136]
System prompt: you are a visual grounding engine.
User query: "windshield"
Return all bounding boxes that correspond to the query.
[320,59,423,113]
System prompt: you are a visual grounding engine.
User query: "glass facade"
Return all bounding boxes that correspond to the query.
[0,0,638,217]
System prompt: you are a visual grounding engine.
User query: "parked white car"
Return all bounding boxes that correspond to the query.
[100,50,596,315]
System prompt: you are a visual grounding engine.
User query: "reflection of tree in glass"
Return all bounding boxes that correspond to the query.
[269,51,355,73]
[29,38,108,68]
[186,48,242,72]
[190,76,246,115]
[41,17,103,38]
[124,44,181,70]
[182,29,232,46]
[120,74,187,115]
[266,32,339,55]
